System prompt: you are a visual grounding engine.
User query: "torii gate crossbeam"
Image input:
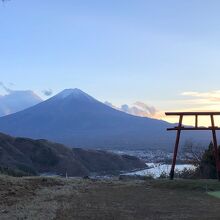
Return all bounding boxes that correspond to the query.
[166,112,220,180]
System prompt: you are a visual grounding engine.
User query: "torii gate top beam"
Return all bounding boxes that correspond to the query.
[166,112,220,131]
[166,112,220,116]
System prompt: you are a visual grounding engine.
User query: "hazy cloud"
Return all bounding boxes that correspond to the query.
[42,89,53,96]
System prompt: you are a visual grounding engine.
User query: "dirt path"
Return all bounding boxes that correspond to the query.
[1,176,220,220]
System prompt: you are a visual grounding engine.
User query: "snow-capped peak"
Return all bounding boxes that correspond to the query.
[55,88,95,101]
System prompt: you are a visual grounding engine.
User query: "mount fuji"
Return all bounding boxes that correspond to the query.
[0,88,207,150]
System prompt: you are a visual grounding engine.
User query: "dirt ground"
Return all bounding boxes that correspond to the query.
[1,175,220,220]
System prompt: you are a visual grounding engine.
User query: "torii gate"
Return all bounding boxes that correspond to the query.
[166,112,220,180]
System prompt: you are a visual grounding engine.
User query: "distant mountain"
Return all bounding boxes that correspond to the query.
[0,88,210,150]
[0,90,42,117]
[0,133,146,177]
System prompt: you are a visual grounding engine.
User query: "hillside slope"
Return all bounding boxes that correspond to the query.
[0,133,146,177]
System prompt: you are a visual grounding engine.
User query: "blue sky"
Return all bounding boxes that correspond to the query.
[1,0,220,121]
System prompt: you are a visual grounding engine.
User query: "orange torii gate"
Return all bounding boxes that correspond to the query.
[166,112,220,180]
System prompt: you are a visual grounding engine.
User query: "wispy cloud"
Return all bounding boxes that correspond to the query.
[182,90,220,102]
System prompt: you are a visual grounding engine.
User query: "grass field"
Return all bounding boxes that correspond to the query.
[1,175,220,220]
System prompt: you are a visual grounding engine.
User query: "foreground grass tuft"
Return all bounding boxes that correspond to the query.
[150,178,220,191]
[207,191,220,199]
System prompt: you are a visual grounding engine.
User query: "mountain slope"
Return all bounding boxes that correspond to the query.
[0,133,146,176]
[0,90,42,117]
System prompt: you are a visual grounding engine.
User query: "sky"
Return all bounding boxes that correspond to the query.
[1,0,220,125]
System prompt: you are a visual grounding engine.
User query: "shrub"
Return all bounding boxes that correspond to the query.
[0,166,36,177]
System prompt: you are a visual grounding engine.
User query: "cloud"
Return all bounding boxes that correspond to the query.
[159,90,220,119]
[42,89,53,96]
[105,101,159,118]
[0,82,12,93]
[104,90,220,126]
[134,102,157,116]
[104,101,116,109]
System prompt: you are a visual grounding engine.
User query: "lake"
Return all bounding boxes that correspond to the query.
[125,163,196,178]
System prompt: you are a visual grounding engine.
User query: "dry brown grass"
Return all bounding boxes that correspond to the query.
[1,175,220,220]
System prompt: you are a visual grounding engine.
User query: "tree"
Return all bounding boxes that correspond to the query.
[182,141,204,166]
[198,142,218,179]
[182,141,219,179]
